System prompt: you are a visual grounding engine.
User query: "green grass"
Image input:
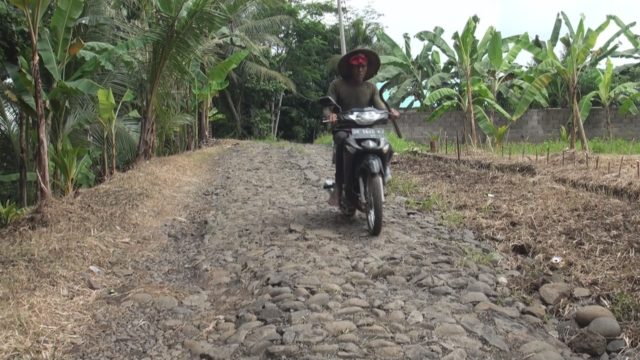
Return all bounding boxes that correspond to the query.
[406,193,443,211]
[442,210,464,226]
[314,133,333,146]
[313,131,427,153]
[386,177,419,197]
[494,138,640,157]
[460,246,495,266]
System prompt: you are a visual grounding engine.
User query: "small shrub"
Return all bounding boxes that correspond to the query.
[50,141,93,196]
[559,126,569,144]
[610,291,639,322]
[0,200,24,227]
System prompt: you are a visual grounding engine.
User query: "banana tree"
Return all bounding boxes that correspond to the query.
[372,30,452,109]
[417,16,495,146]
[523,12,636,151]
[96,88,136,178]
[594,58,639,138]
[609,15,640,61]
[9,0,51,204]
[424,77,512,146]
[192,50,249,144]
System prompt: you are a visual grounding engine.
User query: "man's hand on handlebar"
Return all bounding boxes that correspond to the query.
[324,113,338,123]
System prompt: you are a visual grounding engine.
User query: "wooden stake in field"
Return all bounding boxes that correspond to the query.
[456,131,461,161]
[509,147,512,160]
[562,151,565,166]
[619,156,624,177]
[637,160,639,179]
[444,132,447,155]
[608,161,611,173]
[522,147,525,160]
[535,148,538,162]
[596,156,599,170]
[547,147,550,164]
[586,153,589,169]
[501,144,504,158]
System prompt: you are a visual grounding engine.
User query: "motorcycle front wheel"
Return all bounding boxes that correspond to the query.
[366,174,383,235]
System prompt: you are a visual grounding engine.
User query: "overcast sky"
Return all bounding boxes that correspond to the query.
[339,0,639,65]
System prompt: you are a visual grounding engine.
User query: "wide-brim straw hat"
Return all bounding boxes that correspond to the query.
[337,48,381,81]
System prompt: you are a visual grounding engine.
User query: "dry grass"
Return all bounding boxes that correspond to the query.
[0,143,229,359]
[395,150,640,347]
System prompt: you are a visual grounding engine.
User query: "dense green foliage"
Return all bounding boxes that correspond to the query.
[1,0,639,208]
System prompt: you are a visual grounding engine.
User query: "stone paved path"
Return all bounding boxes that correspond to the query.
[72,142,587,359]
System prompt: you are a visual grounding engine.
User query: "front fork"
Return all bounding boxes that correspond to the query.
[357,155,385,207]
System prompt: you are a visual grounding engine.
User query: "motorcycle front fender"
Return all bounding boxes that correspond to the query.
[361,154,383,176]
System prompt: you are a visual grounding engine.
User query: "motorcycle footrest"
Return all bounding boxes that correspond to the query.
[323,180,335,190]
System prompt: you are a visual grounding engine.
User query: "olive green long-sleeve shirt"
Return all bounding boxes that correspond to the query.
[325,79,386,113]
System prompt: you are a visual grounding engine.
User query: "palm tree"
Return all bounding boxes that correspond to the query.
[9,0,51,204]
[1,71,35,207]
[346,17,380,49]
[135,0,227,160]
[215,0,294,138]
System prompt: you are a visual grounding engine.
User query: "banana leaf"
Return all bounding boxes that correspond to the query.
[0,172,37,182]
[426,100,459,122]
[579,91,597,123]
[51,0,84,63]
[426,88,459,106]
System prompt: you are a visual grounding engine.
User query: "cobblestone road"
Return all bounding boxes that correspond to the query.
[73,142,586,359]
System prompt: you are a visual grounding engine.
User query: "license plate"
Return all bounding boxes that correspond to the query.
[351,128,384,139]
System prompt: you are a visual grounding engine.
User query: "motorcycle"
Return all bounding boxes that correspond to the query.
[319,96,392,236]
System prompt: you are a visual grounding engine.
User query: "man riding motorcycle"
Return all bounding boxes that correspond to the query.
[324,49,400,207]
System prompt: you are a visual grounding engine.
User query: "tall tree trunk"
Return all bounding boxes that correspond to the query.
[19,112,28,207]
[574,93,589,152]
[103,131,109,179]
[198,100,209,145]
[569,85,577,150]
[466,72,477,146]
[272,91,284,140]
[112,128,117,175]
[138,101,156,160]
[31,45,50,205]
[605,105,613,140]
[269,99,275,137]
[223,89,242,137]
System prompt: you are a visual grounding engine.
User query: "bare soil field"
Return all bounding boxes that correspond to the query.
[394,150,640,345]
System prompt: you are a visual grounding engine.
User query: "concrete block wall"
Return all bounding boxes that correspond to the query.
[386,108,640,143]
